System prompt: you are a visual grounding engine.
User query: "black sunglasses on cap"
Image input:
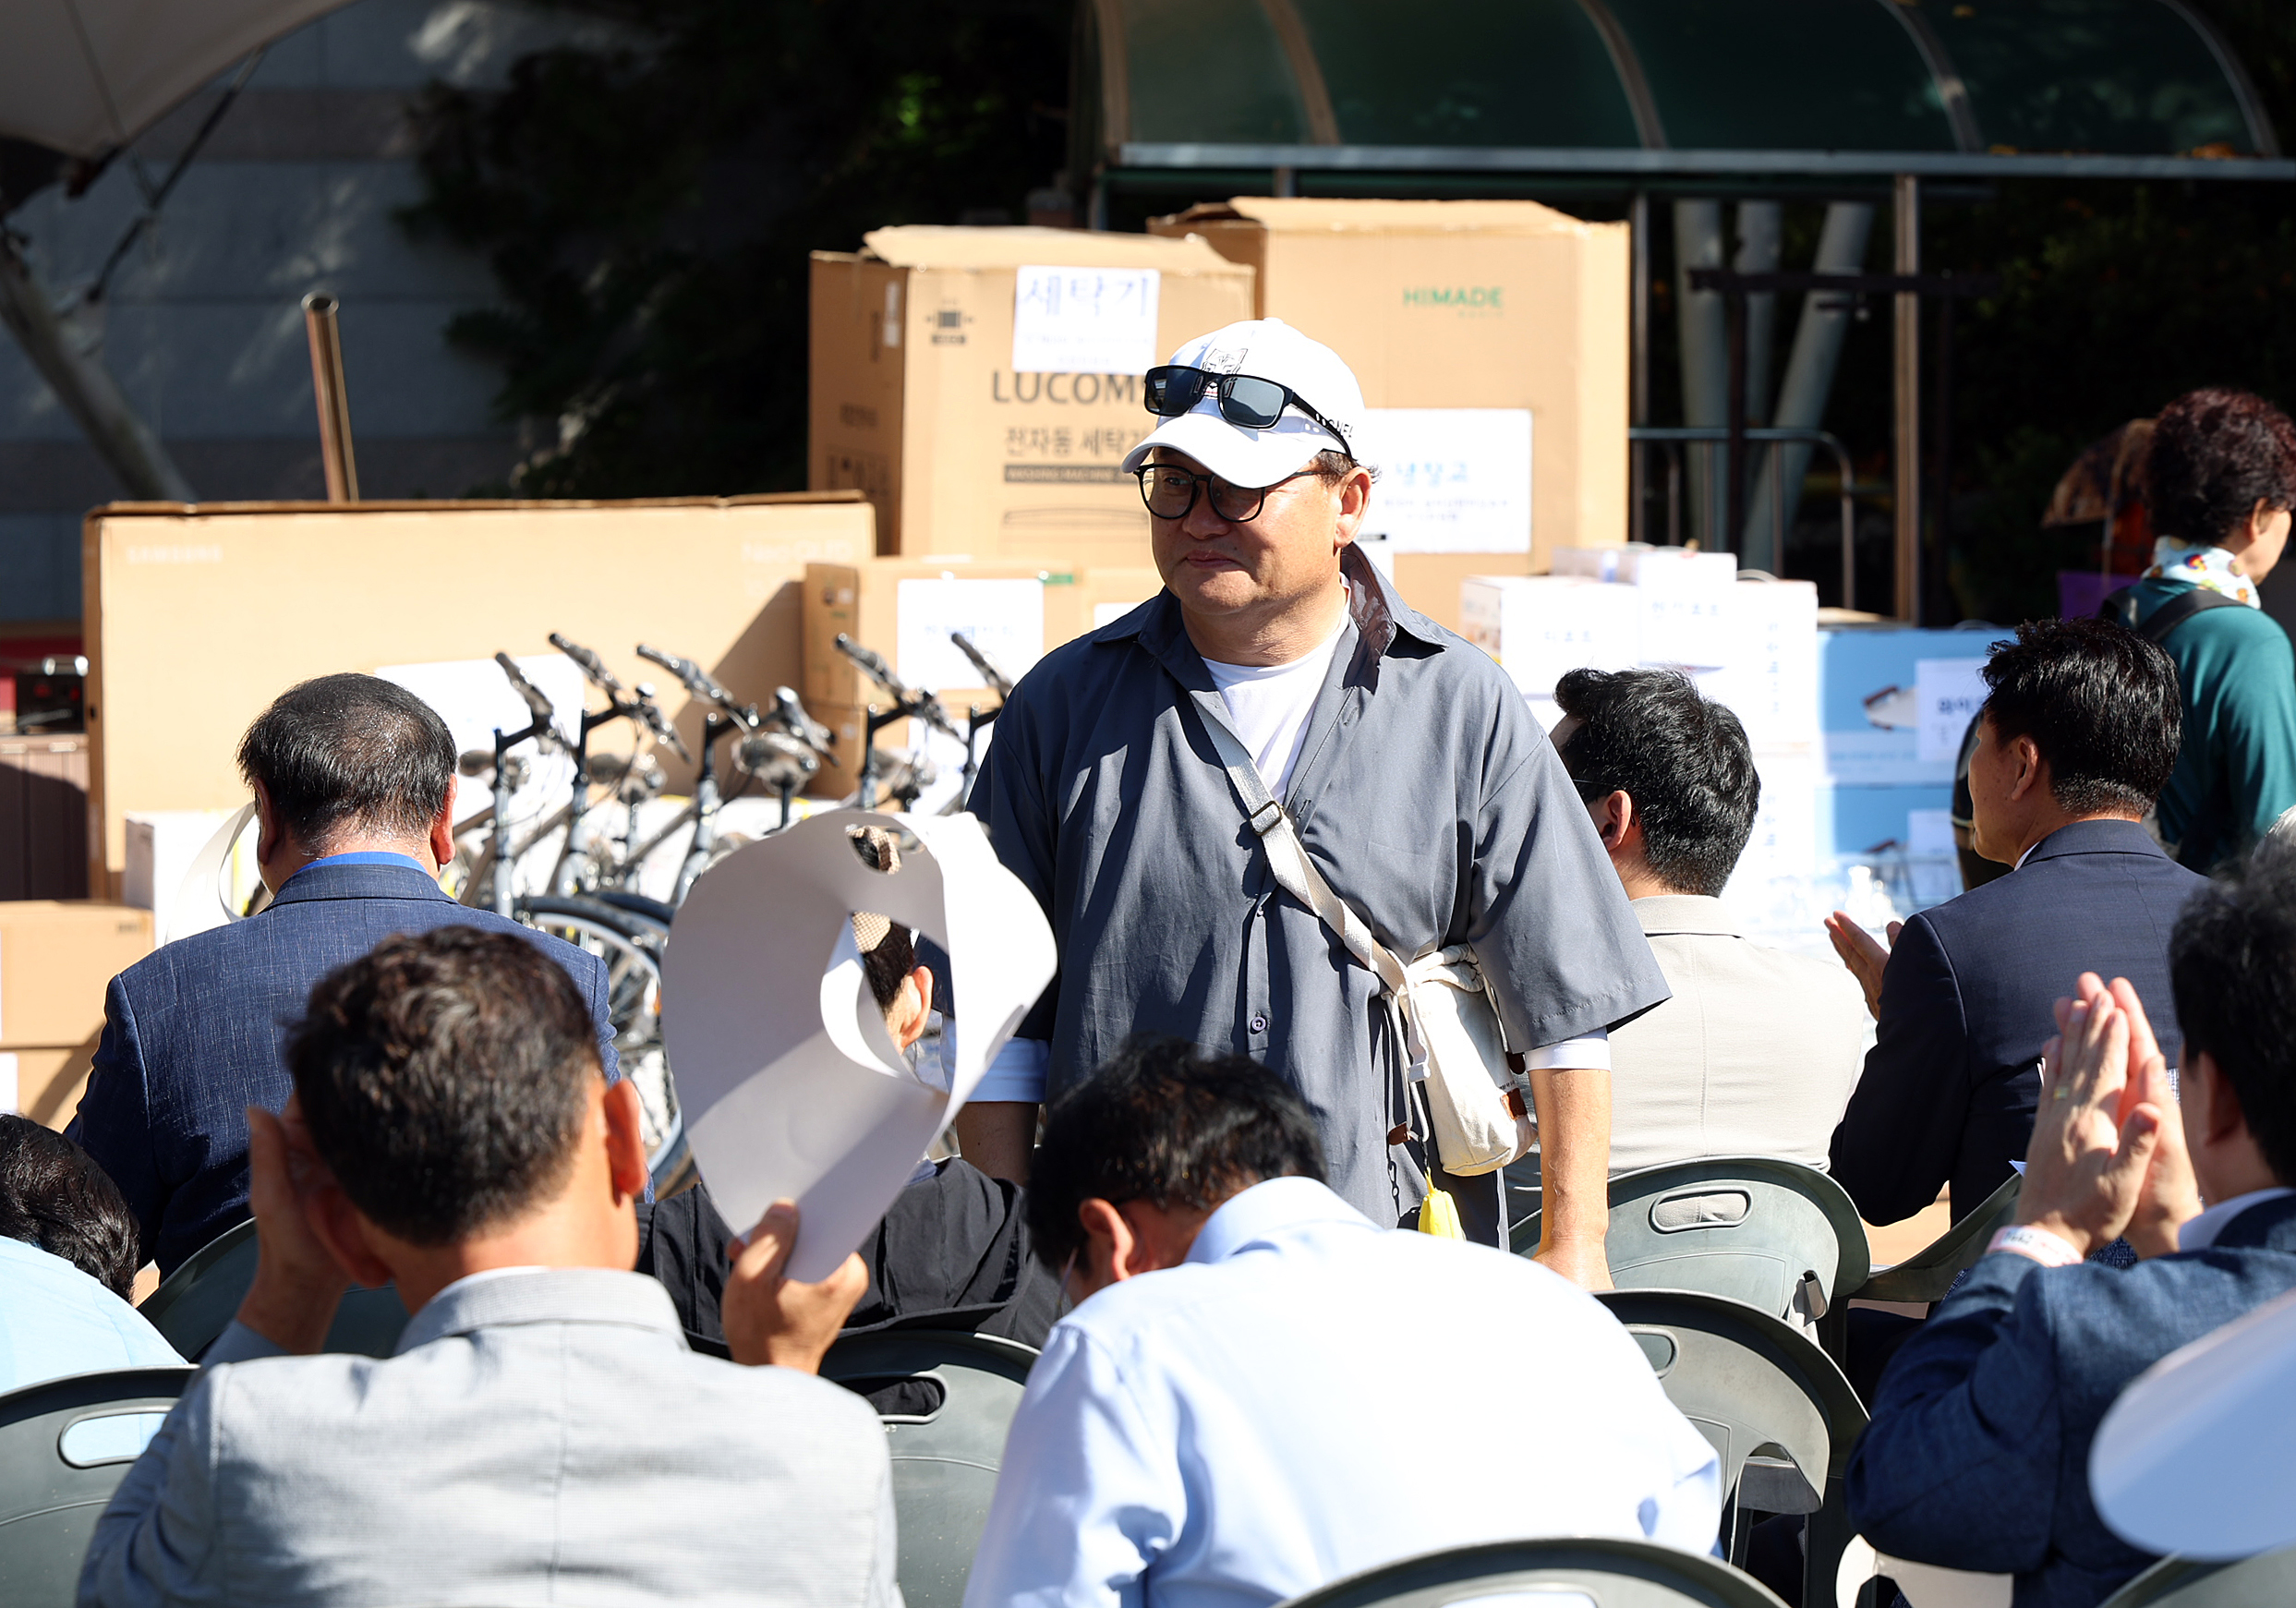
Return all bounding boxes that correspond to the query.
[1142,365,1354,460]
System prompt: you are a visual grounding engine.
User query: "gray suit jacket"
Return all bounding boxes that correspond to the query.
[1607,895,1868,1176]
[79,1269,900,1608]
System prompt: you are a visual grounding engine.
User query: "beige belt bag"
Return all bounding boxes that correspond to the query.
[1194,695,1536,1176]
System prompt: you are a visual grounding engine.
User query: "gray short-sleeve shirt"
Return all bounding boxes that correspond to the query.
[970,546,1669,1223]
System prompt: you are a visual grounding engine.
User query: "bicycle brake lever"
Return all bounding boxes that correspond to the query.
[549,632,623,697]
[629,685,694,763]
[771,685,839,762]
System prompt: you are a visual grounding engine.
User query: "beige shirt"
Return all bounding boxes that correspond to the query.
[1608,894,1869,1176]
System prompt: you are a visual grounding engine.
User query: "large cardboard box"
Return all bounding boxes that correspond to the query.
[1149,199,1631,599]
[0,900,151,1049]
[83,496,876,898]
[810,227,1255,562]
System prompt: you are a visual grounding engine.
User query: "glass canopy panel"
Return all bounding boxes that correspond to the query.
[1292,0,1644,149]
[1120,0,1311,144]
[1602,0,1959,151]
[1930,0,2256,156]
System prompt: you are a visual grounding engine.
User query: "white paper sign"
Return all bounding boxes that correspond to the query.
[662,811,1057,1280]
[1011,265,1161,375]
[1913,658,1990,766]
[896,576,1045,692]
[1359,408,1532,553]
[376,655,586,824]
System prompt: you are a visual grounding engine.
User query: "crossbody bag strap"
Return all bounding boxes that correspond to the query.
[1190,690,1412,999]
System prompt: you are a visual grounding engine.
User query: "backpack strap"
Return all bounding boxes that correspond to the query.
[2100,583,2244,645]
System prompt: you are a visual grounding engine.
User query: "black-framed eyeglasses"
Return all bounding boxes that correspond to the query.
[1569,777,1613,802]
[1134,463,1321,524]
[1143,365,1354,460]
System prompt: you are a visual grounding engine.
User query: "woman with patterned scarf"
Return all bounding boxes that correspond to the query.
[2125,387,2296,871]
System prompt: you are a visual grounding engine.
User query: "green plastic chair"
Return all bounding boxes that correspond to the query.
[1850,1173,2022,1305]
[2096,1549,2296,1607]
[1596,1288,1869,1603]
[0,1366,197,1607]
[139,1219,409,1361]
[1273,1536,1791,1608]
[1517,1158,1871,1330]
[819,1329,1038,1608]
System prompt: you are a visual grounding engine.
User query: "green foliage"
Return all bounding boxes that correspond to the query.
[402,0,1069,497]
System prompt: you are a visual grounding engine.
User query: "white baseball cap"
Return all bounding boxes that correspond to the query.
[1120,318,1366,490]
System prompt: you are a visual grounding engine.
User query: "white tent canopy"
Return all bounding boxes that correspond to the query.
[3,0,350,159]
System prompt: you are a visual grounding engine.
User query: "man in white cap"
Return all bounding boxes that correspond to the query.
[962,319,1666,1276]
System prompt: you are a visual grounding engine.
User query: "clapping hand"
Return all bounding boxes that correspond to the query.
[1824,912,1901,1019]
[2083,973,2203,1257]
[2015,976,2175,1258]
[721,1200,869,1373]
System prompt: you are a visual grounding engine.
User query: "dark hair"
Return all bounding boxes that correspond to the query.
[1553,667,1758,898]
[1312,448,1374,485]
[285,927,600,1245]
[860,923,916,1013]
[1026,1037,1326,1271]
[238,673,456,854]
[0,1116,142,1299]
[1979,618,2180,815]
[2145,388,2296,547]
[2169,839,2296,1183]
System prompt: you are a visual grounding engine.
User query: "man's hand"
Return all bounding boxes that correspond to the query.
[236,1099,350,1355]
[722,1200,868,1372]
[1824,912,1901,1020]
[2091,974,2202,1257]
[2016,991,2166,1258]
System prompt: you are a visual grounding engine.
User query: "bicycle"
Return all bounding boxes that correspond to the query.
[832,634,963,811]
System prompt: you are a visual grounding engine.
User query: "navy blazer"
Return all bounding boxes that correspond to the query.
[1848,1194,2296,1608]
[68,860,621,1276]
[1831,820,2206,1224]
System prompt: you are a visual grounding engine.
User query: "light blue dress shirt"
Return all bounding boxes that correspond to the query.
[964,1176,1722,1608]
[0,1236,183,1396]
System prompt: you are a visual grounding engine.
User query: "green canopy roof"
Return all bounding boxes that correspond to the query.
[1080,0,2290,181]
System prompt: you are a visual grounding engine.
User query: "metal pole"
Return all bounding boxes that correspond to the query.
[1630,190,1649,548]
[1724,284,1747,556]
[1892,175,1921,623]
[0,235,194,502]
[302,293,359,502]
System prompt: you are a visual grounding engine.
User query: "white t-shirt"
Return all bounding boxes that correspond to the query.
[1203,617,1348,799]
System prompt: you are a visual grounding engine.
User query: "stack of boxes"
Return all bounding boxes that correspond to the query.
[0,901,151,1127]
[1460,549,1822,944]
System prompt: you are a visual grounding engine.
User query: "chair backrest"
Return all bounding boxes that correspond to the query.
[1596,1289,1868,1522]
[2097,1549,2296,1608]
[0,1366,198,1608]
[1274,1536,1790,1608]
[1852,1174,2022,1305]
[1517,1157,1871,1326]
[140,1219,408,1361]
[819,1328,1038,1608]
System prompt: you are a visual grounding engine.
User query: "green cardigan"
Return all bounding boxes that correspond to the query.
[2130,575,2296,870]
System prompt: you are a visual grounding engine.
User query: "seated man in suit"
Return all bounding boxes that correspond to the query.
[1551,667,1867,1176]
[1848,847,2296,1608]
[964,1038,1720,1608]
[0,1115,183,1394]
[81,926,895,1608]
[70,673,620,1276]
[1826,618,2206,1227]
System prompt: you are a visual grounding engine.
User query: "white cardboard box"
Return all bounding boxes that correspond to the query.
[1460,575,1644,699]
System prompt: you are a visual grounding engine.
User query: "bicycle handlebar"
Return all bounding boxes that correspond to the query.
[492,652,560,736]
[549,632,624,696]
[949,631,1015,699]
[629,683,694,763]
[635,642,749,721]
[834,634,961,741]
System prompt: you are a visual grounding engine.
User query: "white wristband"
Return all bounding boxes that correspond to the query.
[1987,1224,2084,1267]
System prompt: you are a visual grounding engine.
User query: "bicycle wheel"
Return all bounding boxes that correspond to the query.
[513,895,683,1182]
